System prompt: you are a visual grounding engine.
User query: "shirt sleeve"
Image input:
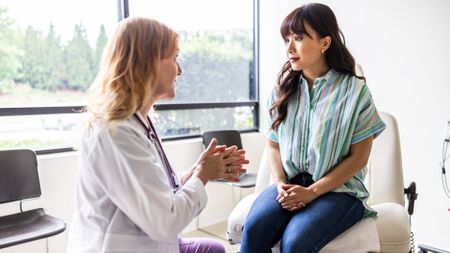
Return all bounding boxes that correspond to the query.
[266,87,279,142]
[351,85,386,144]
[87,123,207,241]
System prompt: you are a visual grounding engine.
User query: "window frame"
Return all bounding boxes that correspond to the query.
[0,0,260,154]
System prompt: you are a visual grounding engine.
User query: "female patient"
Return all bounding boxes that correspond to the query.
[240,3,385,253]
[67,17,248,253]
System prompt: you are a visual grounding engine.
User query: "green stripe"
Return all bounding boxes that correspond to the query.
[289,86,301,171]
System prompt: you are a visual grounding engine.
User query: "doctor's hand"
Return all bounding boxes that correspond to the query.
[195,138,227,164]
[220,145,249,182]
[194,138,248,185]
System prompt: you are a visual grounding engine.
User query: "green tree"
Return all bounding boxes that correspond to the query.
[176,30,252,102]
[158,30,253,133]
[43,23,64,90]
[18,25,48,90]
[0,7,23,94]
[64,23,95,91]
[94,24,108,74]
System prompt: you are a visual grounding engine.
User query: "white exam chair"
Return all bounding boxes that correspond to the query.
[227,112,417,252]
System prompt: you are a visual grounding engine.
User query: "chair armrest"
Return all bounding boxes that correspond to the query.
[404,182,418,215]
[418,244,450,253]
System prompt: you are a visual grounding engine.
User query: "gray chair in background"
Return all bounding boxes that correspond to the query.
[0,149,66,249]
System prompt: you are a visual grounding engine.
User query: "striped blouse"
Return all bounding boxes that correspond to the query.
[266,69,385,216]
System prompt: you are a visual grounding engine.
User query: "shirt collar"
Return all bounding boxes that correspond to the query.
[299,68,340,89]
[318,68,339,83]
[135,111,150,129]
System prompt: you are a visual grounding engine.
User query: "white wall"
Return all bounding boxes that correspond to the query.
[259,0,450,247]
[0,132,265,253]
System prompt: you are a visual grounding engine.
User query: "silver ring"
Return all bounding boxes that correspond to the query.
[226,168,232,173]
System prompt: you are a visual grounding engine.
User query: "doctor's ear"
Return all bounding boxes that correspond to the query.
[320,36,331,54]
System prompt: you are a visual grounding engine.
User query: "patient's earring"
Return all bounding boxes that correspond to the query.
[321,49,325,54]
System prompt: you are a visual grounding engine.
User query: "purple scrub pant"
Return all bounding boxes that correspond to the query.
[179,237,226,253]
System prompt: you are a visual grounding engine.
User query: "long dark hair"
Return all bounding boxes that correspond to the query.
[270,3,364,130]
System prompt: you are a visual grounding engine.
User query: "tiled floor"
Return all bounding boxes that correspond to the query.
[183,221,240,253]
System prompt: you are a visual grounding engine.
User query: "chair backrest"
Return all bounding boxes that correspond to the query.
[0,149,67,249]
[366,112,405,206]
[202,130,243,149]
[254,146,271,193]
[0,149,41,204]
[253,112,406,206]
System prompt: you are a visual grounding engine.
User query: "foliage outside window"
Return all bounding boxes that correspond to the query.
[131,0,257,138]
[0,1,116,151]
[0,0,258,152]
[0,6,110,105]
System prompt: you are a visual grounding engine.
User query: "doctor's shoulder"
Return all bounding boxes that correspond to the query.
[103,118,145,141]
[82,117,144,146]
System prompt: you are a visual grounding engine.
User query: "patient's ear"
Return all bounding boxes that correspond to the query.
[321,36,331,53]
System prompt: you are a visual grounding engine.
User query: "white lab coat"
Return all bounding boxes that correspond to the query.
[67,115,207,253]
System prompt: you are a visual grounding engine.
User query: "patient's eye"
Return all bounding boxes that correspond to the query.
[293,34,303,41]
[284,34,303,44]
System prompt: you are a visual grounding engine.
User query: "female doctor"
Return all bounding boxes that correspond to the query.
[67,17,248,253]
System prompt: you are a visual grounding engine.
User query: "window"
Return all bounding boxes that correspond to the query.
[0,0,117,106]
[129,0,259,140]
[0,0,259,153]
[0,0,116,153]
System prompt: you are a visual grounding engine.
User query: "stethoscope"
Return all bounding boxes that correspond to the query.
[134,113,179,192]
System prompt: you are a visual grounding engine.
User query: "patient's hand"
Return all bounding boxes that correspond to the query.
[277,184,315,212]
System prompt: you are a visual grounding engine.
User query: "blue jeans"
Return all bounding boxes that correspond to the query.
[240,173,364,253]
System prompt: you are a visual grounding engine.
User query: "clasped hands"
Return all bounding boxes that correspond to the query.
[276,182,317,212]
[194,138,249,184]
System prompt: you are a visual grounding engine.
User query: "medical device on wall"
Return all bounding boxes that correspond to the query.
[441,118,450,201]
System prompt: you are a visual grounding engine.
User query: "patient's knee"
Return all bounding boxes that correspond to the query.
[242,221,257,238]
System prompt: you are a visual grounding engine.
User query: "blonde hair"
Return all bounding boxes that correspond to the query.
[87,17,178,124]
